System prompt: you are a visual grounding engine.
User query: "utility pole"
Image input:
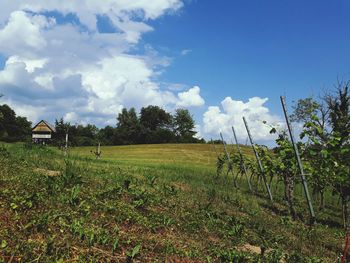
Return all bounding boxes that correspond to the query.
[280,96,316,223]
[232,126,252,191]
[243,117,273,202]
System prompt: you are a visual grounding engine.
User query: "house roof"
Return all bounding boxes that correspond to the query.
[32,120,56,133]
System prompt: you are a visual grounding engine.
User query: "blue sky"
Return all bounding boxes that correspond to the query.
[0,0,349,143]
[146,0,350,108]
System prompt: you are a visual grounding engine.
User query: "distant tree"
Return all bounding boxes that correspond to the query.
[69,124,99,146]
[140,105,172,131]
[15,116,32,140]
[115,108,141,145]
[173,108,197,142]
[54,118,70,146]
[139,105,174,144]
[0,104,31,142]
[98,125,116,145]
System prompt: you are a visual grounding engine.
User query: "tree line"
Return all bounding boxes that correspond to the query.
[0,102,204,145]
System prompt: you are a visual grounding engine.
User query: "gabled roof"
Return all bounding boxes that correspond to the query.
[32,120,56,133]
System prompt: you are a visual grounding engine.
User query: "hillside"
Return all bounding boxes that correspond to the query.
[0,143,344,262]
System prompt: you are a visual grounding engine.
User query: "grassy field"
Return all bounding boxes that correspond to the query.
[0,143,345,262]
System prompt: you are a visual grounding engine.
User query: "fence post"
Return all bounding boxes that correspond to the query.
[64,133,69,156]
[232,126,252,191]
[243,117,273,202]
[280,96,316,223]
[97,142,101,159]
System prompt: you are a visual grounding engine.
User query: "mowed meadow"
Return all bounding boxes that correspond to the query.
[0,143,345,262]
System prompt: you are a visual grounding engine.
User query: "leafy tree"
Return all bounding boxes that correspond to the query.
[0,104,31,142]
[139,105,174,144]
[115,108,141,145]
[54,118,70,146]
[140,105,172,131]
[300,81,350,228]
[173,108,197,142]
[324,83,350,229]
[98,125,116,145]
[68,124,99,146]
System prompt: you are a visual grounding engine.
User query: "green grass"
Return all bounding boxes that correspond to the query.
[0,143,345,262]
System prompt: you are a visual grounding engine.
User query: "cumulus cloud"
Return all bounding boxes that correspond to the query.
[0,11,50,53]
[202,97,282,142]
[177,86,205,107]
[0,1,205,125]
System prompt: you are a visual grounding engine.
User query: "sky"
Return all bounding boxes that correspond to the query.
[0,0,349,144]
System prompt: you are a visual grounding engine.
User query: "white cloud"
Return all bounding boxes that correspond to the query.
[181,49,191,55]
[0,1,206,126]
[0,11,52,54]
[7,56,48,73]
[177,86,205,107]
[202,97,282,142]
[64,112,79,123]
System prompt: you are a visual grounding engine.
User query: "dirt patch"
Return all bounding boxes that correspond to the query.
[34,168,61,177]
[237,243,262,254]
[171,182,191,192]
[237,244,286,262]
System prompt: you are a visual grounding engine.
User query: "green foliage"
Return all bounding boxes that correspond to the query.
[0,143,343,261]
[126,244,141,262]
[173,108,198,142]
[0,104,31,142]
[299,82,350,228]
[140,105,172,131]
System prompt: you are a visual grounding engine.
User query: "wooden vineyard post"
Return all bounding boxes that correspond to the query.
[232,126,252,191]
[220,132,236,186]
[243,117,273,202]
[280,96,316,224]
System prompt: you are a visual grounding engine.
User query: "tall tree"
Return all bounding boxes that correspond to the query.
[325,82,350,229]
[139,105,174,144]
[300,81,350,228]
[54,118,70,146]
[115,108,141,144]
[173,108,197,142]
[140,105,171,131]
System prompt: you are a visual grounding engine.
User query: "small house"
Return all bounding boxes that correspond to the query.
[32,120,56,144]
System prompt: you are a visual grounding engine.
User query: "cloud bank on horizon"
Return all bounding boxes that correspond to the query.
[0,0,280,142]
[201,97,282,142]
